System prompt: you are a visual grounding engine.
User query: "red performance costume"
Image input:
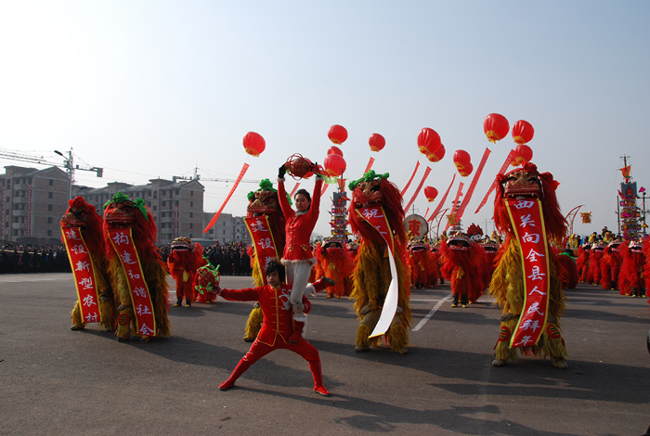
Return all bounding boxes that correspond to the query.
[167,237,204,307]
[216,279,330,396]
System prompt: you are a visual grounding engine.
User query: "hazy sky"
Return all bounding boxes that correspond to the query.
[1,1,649,239]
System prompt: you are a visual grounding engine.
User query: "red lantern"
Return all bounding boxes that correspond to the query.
[323,153,346,177]
[327,146,343,157]
[512,120,534,145]
[459,161,474,177]
[511,144,533,166]
[426,143,446,163]
[453,149,471,170]
[368,133,386,152]
[417,128,442,155]
[424,186,438,202]
[328,124,348,145]
[242,131,266,157]
[483,113,510,143]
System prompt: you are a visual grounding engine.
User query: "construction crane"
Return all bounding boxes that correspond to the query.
[173,166,261,184]
[1,147,103,199]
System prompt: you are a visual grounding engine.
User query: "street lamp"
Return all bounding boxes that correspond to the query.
[54,149,73,200]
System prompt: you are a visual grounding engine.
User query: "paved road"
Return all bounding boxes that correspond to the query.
[1,273,649,436]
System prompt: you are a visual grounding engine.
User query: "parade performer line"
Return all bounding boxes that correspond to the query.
[412,295,452,332]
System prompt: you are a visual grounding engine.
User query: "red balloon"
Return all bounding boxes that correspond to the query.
[242,131,266,157]
[511,144,533,166]
[328,124,348,145]
[459,161,474,177]
[368,133,386,152]
[426,143,446,163]
[483,113,510,143]
[327,146,343,157]
[511,120,535,145]
[453,149,471,169]
[323,153,346,177]
[424,186,438,202]
[417,128,442,155]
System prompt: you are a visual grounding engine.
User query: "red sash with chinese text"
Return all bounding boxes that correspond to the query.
[244,216,280,285]
[505,198,550,348]
[61,226,102,324]
[356,207,398,338]
[107,228,157,337]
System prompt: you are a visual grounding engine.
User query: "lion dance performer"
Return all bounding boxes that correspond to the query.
[242,179,287,342]
[167,236,204,307]
[407,237,433,290]
[489,162,569,369]
[600,240,623,290]
[440,230,488,307]
[348,170,412,354]
[61,196,115,331]
[576,243,592,283]
[315,238,353,298]
[104,192,170,342]
[618,239,645,297]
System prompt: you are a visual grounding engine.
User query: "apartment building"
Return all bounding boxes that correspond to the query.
[0,165,69,244]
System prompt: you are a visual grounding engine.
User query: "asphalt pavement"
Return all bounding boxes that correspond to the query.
[1,273,649,436]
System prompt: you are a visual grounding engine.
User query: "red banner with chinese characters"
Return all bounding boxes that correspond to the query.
[356,207,395,253]
[244,215,280,285]
[107,228,157,337]
[505,198,550,348]
[61,226,102,324]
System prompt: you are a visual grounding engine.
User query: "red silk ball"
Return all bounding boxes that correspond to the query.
[328,124,348,145]
[417,128,442,155]
[424,186,438,202]
[368,133,386,152]
[483,113,510,143]
[512,120,535,145]
[324,153,346,177]
[242,131,266,157]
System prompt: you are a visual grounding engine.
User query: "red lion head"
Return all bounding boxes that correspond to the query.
[61,196,105,256]
[103,192,158,260]
[494,162,566,241]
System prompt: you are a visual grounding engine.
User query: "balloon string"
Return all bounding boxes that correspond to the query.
[400,161,421,197]
[203,163,250,233]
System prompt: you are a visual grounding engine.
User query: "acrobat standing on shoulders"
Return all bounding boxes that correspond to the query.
[215,260,331,396]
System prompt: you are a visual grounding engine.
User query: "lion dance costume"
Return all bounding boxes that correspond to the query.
[489,163,569,368]
[348,171,412,354]
[618,240,645,297]
[167,236,205,307]
[104,192,170,342]
[440,230,488,307]
[61,196,115,331]
[242,179,287,342]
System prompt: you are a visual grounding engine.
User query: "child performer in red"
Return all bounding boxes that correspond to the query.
[277,164,332,343]
[215,261,331,396]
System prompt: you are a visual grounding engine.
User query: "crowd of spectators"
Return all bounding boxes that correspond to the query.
[0,244,71,274]
[2,240,254,276]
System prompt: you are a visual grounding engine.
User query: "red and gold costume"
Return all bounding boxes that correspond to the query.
[348,171,412,354]
[242,179,287,341]
[103,192,170,342]
[439,231,488,307]
[556,249,578,290]
[600,241,623,290]
[216,283,329,395]
[61,196,115,331]
[618,240,645,297]
[576,244,592,283]
[315,238,353,298]
[589,243,605,286]
[167,237,204,307]
[489,163,568,368]
[407,238,433,289]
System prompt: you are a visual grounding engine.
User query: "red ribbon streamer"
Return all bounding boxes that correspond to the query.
[428,174,456,222]
[400,161,421,197]
[290,183,300,198]
[445,182,464,232]
[203,163,250,233]
[404,166,431,213]
[364,157,375,174]
[475,150,516,214]
[455,147,491,221]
